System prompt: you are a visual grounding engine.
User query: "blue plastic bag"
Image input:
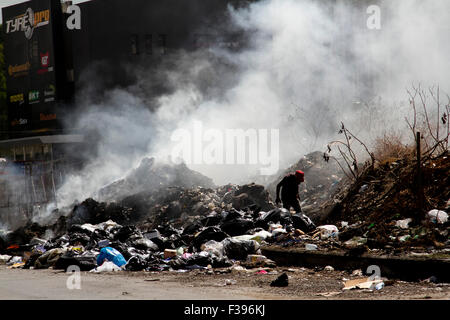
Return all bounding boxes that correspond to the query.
[96,247,127,267]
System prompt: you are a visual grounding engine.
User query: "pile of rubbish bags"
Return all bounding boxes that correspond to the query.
[0,202,322,272]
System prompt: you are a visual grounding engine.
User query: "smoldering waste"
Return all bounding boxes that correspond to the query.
[1,152,448,273]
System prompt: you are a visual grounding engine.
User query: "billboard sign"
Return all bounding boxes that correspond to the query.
[2,0,62,137]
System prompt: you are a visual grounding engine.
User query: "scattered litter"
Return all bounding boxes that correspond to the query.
[7,262,25,269]
[144,278,160,282]
[340,221,349,228]
[256,270,268,274]
[317,225,339,239]
[97,239,111,248]
[90,261,122,273]
[225,279,237,285]
[97,247,127,267]
[270,273,288,287]
[351,269,363,277]
[427,210,448,224]
[164,249,177,259]
[374,282,385,290]
[247,254,268,263]
[398,235,411,242]
[316,291,341,297]
[359,185,368,193]
[0,255,12,264]
[342,277,384,290]
[305,244,318,251]
[395,218,412,229]
[6,256,22,266]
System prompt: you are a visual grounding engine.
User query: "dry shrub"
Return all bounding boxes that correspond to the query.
[373,132,414,164]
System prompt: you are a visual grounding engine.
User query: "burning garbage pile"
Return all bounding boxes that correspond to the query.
[0,196,319,272]
[0,155,324,272]
[1,150,448,275]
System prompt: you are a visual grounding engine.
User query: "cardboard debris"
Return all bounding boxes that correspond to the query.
[342,277,384,290]
[316,291,341,297]
[7,262,25,269]
[163,249,177,259]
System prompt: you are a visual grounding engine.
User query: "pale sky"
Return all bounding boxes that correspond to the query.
[1,0,91,24]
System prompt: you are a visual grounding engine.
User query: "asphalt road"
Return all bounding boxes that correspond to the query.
[1,265,449,300]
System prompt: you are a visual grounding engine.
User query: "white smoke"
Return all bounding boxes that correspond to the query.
[50,0,450,212]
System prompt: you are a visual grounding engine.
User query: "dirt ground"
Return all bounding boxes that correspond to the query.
[0,265,449,300]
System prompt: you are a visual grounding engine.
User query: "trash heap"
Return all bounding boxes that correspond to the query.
[315,151,450,254]
[1,151,447,273]
[0,179,324,272]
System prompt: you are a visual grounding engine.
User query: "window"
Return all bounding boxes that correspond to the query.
[157,34,167,54]
[145,34,153,55]
[130,34,139,55]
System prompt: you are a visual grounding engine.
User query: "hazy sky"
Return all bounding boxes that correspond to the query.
[0,0,90,24]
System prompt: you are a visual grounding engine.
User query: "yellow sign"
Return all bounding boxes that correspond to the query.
[8,62,31,77]
[10,93,24,103]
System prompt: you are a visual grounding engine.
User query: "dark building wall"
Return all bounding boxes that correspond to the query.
[70,0,250,94]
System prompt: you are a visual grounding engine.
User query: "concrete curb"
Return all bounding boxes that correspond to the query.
[261,246,450,282]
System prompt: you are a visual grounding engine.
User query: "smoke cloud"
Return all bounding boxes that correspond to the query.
[51,0,450,212]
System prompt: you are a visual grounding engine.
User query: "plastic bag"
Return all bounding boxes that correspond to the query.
[90,261,122,273]
[220,218,254,237]
[292,213,316,232]
[96,247,127,267]
[427,210,448,224]
[193,227,228,250]
[222,238,260,260]
[125,256,148,271]
[202,240,224,257]
[317,225,339,239]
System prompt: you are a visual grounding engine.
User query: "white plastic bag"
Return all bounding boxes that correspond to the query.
[202,240,224,257]
[317,225,339,239]
[427,210,448,224]
[90,261,122,273]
